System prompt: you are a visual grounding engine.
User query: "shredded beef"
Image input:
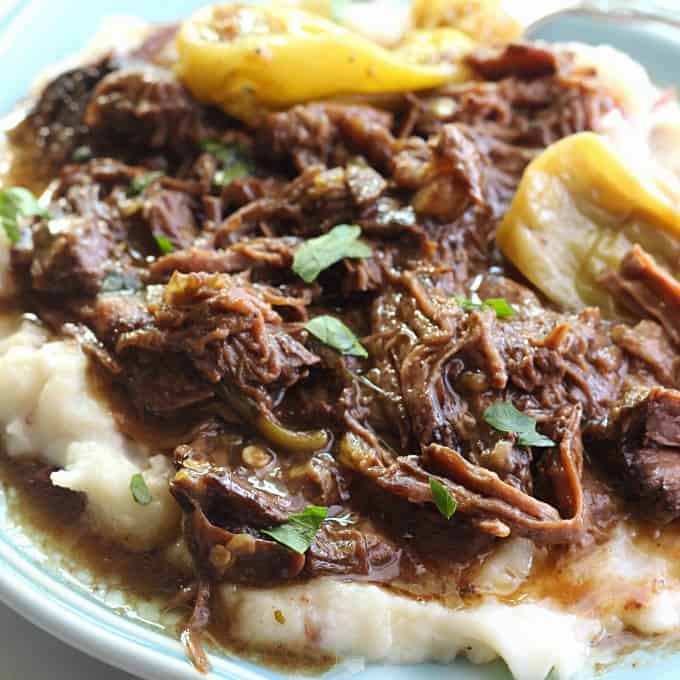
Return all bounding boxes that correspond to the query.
[601,245,680,346]
[10,36,678,605]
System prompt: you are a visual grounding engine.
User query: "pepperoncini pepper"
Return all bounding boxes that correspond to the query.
[176,3,471,122]
[496,132,680,318]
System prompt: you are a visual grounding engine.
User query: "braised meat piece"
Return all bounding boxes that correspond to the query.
[9,58,115,168]
[116,271,319,404]
[142,188,199,251]
[601,245,680,346]
[466,44,560,81]
[84,67,202,151]
[610,388,680,522]
[258,103,394,172]
[30,216,112,294]
[611,320,680,388]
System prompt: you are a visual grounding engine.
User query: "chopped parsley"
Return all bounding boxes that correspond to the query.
[455,296,515,319]
[154,235,175,254]
[0,187,48,244]
[292,224,372,283]
[430,478,457,520]
[305,315,368,358]
[130,473,152,505]
[128,171,164,197]
[262,506,328,554]
[200,138,254,187]
[71,145,93,163]
[483,400,555,447]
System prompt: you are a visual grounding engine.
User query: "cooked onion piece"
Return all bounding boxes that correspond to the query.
[175,3,469,122]
[496,132,680,317]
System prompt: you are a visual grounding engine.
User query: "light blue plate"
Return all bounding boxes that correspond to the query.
[1,2,680,679]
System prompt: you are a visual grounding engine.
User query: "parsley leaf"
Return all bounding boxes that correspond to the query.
[430,478,457,520]
[214,162,251,186]
[482,298,515,319]
[154,235,175,254]
[0,218,20,244]
[292,224,372,283]
[200,139,254,186]
[455,295,515,319]
[305,315,368,358]
[128,171,164,197]
[130,473,152,505]
[483,400,555,448]
[262,506,328,554]
[72,145,93,163]
[0,187,48,244]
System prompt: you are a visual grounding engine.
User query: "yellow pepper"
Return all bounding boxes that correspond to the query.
[176,3,468,122]
[411,0,522,45]
[496,132,680,318]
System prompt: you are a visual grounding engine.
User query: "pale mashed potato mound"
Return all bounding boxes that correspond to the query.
[2,17,680,680]
[0,316,179,550]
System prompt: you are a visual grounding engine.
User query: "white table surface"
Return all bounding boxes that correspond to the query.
[1,600,136,680]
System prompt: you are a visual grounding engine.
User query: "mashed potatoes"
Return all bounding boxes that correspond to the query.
[0,316,179,550]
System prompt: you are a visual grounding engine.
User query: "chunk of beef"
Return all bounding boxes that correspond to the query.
[78,292,152,346]
[601,245,680,346]
[610,388,680,522]
[142,188,199,251]
[306,522,401,579]
[124,351,214,415]
[85,67,202,151]
[467,44,560,81]
[611,320,679,388]
[9,58,115,168]
[258,103,394,172]
[214,162,387,245]
[30,217,112,294]
[408,124,488,222]
[174,429,305,527]
[173,490,306,584]
[416,54,616,148]
[116,272,319,406]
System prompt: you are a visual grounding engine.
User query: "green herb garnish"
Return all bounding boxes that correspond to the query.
[214,162,251,186]
[0,187,48,244]
[154,235,175,254]
[72,145,93,163]
[292,224,371,283]
[128,171,164,197]
[455,296,515,319]
[305,315,368,358]
[200,139,254,187]
[262,506,328,554]
[130,473,152,505]
[483,401,555,447]
[430,478,457,520]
